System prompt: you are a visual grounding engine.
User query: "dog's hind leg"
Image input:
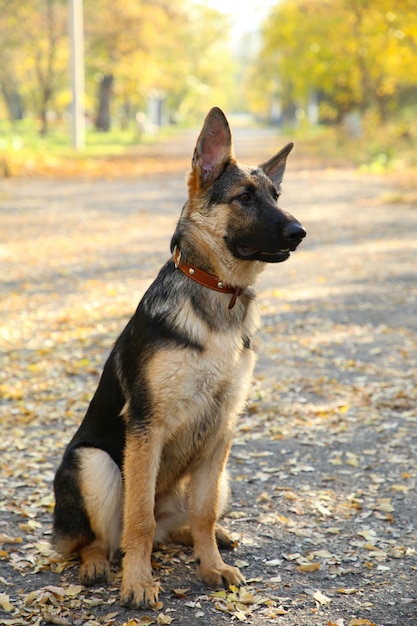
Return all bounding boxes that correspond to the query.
[213,470,236,550]
[155,471,235,550]
[77,447,123,585]
[163,523,234,549]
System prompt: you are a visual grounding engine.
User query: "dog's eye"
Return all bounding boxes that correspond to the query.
[238,192,251,203]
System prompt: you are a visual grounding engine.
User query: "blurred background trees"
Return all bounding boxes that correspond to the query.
[0,0,416,146]
[0,0,68,136]
[0,0,234,133]
[247,0,417,129]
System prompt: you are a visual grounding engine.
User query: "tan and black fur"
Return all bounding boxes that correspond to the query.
[53,107,306,608]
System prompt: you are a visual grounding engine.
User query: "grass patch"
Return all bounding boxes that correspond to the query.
[1,116,416,179]
[0,118,153,154]
[286,120,417,174]
[0,118,175,177]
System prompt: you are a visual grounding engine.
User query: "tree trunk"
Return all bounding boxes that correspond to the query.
[1,79,24,121]
[375,91,390,125]
[39,86,53,137]
[95,74,114,131]
[40,109,48,137]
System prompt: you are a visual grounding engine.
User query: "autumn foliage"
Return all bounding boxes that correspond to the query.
[248,0,417,126]
[0,0,234,133]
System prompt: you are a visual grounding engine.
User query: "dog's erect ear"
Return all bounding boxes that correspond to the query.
[259,142,294,187]
[191,107,233,185]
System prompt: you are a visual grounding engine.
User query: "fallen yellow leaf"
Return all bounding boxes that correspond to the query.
[374,499,395,512]
[65,584,83,597]
[345,452,359,467]
[133,616,154,625]
[313,590,331,605]
[0,534,23,544]
[233,610,247,621]
[284,491,298,501]
[238,588,255,604]
[171,588,190,598]
[390,484,408,492]
[338,587,359,595]
[297,563,321,573]
[357,529,376,540]
[262,605,287,616]
[0,593,13,612]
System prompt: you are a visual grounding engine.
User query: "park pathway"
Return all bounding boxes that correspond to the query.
[1,127,416,625]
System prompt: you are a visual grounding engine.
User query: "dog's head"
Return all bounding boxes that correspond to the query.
[172,107,306,285]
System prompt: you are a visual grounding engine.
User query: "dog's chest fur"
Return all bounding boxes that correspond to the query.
[138,268,260,490]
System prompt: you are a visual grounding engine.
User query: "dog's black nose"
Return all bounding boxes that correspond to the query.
[284,222,306,247]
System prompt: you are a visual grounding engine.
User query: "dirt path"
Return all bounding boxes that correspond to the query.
[1,128,416,625]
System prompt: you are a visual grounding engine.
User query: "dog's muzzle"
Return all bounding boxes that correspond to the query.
[232,220,306,263]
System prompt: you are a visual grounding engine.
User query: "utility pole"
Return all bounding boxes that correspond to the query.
[69,0,85,151]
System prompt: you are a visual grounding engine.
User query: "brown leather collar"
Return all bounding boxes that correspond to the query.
[173,246,243,309]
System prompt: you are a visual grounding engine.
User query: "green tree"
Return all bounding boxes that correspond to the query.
[0,0,68,135]
[0,0,236,134]
[84,0,234,129]
[167,3,236,121]
[83,0,181,129]
[247,0,417,125]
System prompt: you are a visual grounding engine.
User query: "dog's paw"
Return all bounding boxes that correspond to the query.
[215,524,237,550]
[120,579,160,609]
[199,562,245,589]
[80,558,111,586]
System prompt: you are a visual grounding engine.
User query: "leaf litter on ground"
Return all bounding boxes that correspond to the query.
[1,137,417,625]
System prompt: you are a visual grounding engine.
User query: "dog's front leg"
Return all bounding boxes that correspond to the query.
[120,431,161,609]
[190,444,245,589]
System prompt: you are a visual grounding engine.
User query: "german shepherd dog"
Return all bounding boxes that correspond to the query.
[53,107,306,608]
